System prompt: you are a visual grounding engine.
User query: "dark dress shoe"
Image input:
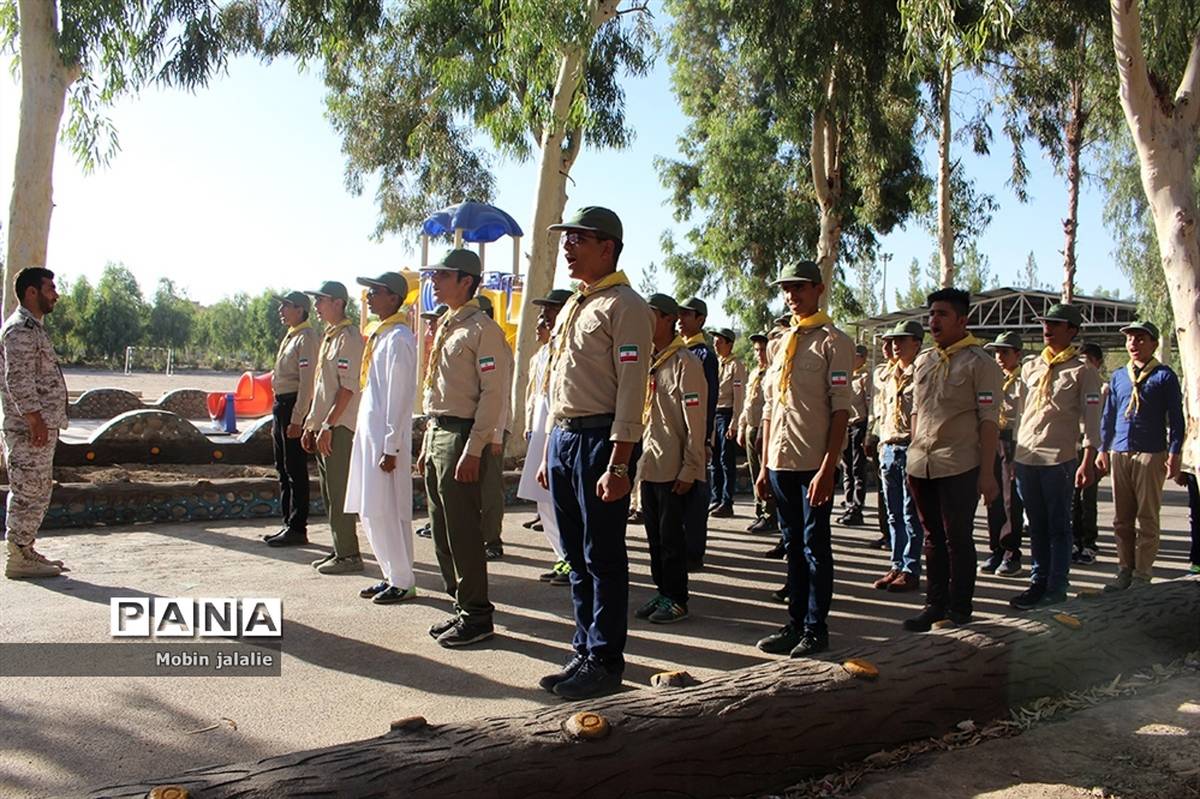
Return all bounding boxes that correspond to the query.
[837,512,865,526]
[762,542,787,559]
[902,605,946,632]
[262,526,289,541]
[711,504,734,518]
[416,524,432,539]
[522,515,540,529]
[887,572,919,592]
[539,653,588,693]
[485,543,504,560]
[266,529,308,547]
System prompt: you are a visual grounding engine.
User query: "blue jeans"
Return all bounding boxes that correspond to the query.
[769,469,834,636]
[548,427,639,668]
[881,443,923,576]
[709,409,737,507]
[1016,460,1076,595]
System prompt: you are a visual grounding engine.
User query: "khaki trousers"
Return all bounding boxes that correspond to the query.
[1110,451,1168,578]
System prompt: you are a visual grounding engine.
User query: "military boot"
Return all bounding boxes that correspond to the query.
[5,541,63,579]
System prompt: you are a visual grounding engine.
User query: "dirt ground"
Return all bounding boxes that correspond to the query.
[54,464,278,483]
[64,367,246,399]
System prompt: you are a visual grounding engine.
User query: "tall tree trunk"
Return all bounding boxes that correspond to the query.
[1111,1,1200,469]
[508,0,618,454]
[812,66,843,310]
[4,0,79,316]
[1062,31,1087,305]
[937,59,955,288]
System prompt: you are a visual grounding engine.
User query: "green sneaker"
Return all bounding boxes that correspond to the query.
[1189,564,1200,575]
[635,594,665,619]
[549,560,572,586]
[317,555,365,575]
[649,600,689,624]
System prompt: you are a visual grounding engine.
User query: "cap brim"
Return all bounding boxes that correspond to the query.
[983,342,1017,350]
[749,334,768,343]
[531,298,567,307]
[548,222,601,233]
[1120,324,1157,337]
[771,276,817,286]
[355,277,386,288]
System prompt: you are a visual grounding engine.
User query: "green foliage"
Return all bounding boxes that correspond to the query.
[84,263,148,361]
[148,278,196,349]
[1019,251,1053,291]
[896,256,937,310]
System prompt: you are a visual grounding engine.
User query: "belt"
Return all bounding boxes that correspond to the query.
[716,407,734,415]
[430,415,473,432]
[275,392,298,401]
[555,414,614,432]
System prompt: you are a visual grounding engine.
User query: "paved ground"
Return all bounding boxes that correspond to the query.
[0,484,1195,798]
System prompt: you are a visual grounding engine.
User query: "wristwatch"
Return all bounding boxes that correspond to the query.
[320,422,333,432]
[607,463,629,478]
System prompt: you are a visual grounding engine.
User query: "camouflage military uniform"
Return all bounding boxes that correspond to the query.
[1,306,68,547]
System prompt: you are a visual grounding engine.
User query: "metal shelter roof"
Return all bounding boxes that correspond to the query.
[850,287,1141,349]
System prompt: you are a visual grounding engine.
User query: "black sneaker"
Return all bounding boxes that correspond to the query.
[428,613,460,639]
[649,600,688,624]
[1010,585,1046,611]
[436,617,494,648]
[762,542,787,559]
[789,630,829,657]
[837,512,865,526]
[1038,590,1068,607]
[747,518,767,533]
[1075,547,1096,565]
[979,551,1004,574]
[634,594,665,620]
[265,529,308,547]
[946,609,972,626]
[538,653,588,693]
[902,605,947,632]
[770,585,788,604]
[359,580,389,599]
[416,524,432,539]
[372,585,417,604]
[553,658,623,700]
[997,553,1023,576]
[756,623,801,655]
[870,536,890,550]
[485,543,504,560]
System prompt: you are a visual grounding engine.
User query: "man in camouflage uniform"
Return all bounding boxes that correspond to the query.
[2,267,69,579]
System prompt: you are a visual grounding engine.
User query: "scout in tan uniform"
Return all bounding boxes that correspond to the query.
[864,336,898,549]
[2,267,69,578]
[981,331,1026,576]
[421,249,511,647]
[871,320,925,593]
[1071,342,1107,563]
[1009,303,1101,610]
[738,332,777,533]
[414,303,448,540]
[754,260,853,658]
[635,294,708,624]
[475,294,513,561]
[709,326,745,517]
[301,281,365,574]
[676,296,718,567]
[759,315,794,562]
[838,344,871,526]
[904,288,1002,632]
[535,206,654,700]
[265,291,319,547]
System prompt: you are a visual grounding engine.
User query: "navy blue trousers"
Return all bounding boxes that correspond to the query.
[769,469,834,636]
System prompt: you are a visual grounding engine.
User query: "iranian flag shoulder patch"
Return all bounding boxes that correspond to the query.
[479,356,497,373]
[298,357,310,368]
[336,357,350,371]
[977,391,994,406]
[1085,392,1101,405]
[831,370,849,386]
[683,392,701,407]
[618,345,640,363]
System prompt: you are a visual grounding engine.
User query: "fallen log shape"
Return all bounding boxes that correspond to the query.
[92,576,1199,799]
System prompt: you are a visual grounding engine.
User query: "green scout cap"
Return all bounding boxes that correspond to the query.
[881,320,925,340]
[1037,303,1083,327]
[428,248,482,277]
[710,327,737,343]
[421,303,449,321]
[548,206,624,243]
[273,290,311,310]
[679,296,708,316]
[985,331,1024,351]
[774,314,792,327]
[772,260,822,285]
[356,272,408,297]
[854,344,868,356]
[476,294,494,318]
[646,293,679,315]
[1120,319,1160,340]
[306,281,349,303]
[749,331,769,343]
[532,288,573,307]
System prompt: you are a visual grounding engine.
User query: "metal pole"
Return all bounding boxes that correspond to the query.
[124,346,132,375]
[512,236,521,276]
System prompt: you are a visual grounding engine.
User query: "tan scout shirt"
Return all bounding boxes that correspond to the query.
[424,304,512,457]
[1015,352,1102,466]
[762,323,855,472]
[867,361,892,441]
[879,361,916,445]
[305,322,364,434]
[848,366,870,424]
[549,283,655,443]
[716,356,746,417]
[907,343,1003,479]
[738,365,768,433]
[998,366,1024,435]
[273,325,319,426]
[642,347,708,484]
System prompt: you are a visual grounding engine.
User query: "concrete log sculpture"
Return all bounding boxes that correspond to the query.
[91,577,1199,799]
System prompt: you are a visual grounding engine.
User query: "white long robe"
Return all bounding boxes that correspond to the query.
[345,325,416,587]
[517,346,564,559]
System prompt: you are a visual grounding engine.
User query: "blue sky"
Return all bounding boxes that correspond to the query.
[0,43,1131,329]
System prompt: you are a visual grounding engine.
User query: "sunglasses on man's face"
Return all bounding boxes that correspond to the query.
[563,231,604,245]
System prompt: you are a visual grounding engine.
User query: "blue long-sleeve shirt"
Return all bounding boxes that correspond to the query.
[689,341,719,443]
[1100,363,1184,454]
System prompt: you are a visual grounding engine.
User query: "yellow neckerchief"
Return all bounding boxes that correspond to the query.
[1034,344,1079,407]
[931,333,983,379]
[999,367,1020,429]
[276,319,313,362]
[776,311,833,395]
[683,332,707,348]
[360,310,407,388]
[747,363,766,397]
[422,299,480,394]
[318,318,353,363]
[890,360,914,430]
[643,336,687,424]
[1124,357,1160,419]
[545,270,631,395]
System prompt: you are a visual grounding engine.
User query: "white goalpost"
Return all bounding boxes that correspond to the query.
[124,346,174,375]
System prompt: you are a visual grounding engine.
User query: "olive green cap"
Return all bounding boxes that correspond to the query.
[306,281,349,303]
[985,331,1025,351]
[1036,303,1083,327]
[678,296,708,316]
[355,272,408,297]
[273,290,311,310]
[1120,319,1160,341]
[646,293,679,315]
[749,331,769,343]
[421,303,448,321]
[548,206,623,243]
[531,288,573,307]
[772,260,822,285]
[427,248,483,277]
[710,327,736,343]
[881,320,925,340]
